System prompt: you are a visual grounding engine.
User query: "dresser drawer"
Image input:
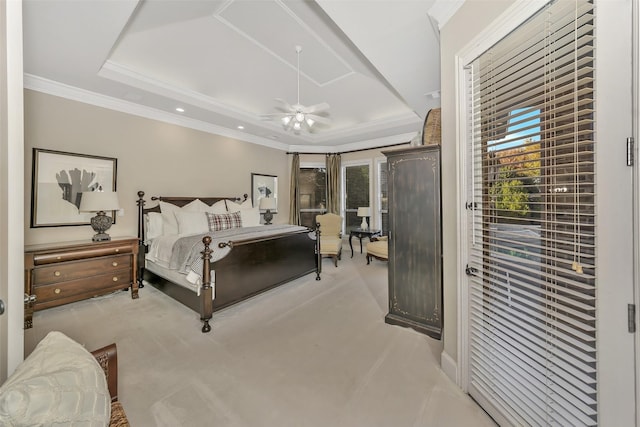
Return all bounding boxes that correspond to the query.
[33,255,131,286]
[33,269,132,307]
[33,243,134,265]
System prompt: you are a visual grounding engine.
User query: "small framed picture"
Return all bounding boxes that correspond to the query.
[251,173,278,212]
[31,148,117,227]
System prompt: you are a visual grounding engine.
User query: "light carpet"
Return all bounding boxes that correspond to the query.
[25,250,496,427]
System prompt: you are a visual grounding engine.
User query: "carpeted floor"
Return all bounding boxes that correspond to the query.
[25,249,496,427]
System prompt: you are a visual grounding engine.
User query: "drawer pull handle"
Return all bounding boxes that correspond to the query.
[54,271,61,277]
[112,277,118,282]
[112,262,118,267]
[115,249,120,253]
[54,288,61,294]
[56,256,61,260]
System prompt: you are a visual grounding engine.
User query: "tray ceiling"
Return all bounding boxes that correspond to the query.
[23,0,460,152]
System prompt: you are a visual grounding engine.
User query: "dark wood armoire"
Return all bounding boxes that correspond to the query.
[383,144,442,339]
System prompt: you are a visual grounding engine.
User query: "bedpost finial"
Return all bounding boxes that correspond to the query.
[203,236,212,246]
[138,191,144,198]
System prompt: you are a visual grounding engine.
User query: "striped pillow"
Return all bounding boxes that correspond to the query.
[206,211,242,231]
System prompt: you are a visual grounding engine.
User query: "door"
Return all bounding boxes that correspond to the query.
[462,0,635,425]
[0,0,24,381]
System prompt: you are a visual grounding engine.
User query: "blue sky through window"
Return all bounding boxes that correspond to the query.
[488,107,541,150]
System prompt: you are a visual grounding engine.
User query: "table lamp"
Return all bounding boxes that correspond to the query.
[79,191,120,241]
[259,197,277,225]
[357,207,371,230]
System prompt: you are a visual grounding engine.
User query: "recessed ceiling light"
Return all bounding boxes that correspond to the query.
[237,125,245,130]
[175,107,185,113]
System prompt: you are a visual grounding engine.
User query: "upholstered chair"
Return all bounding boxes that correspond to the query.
[366,236,388,264]
[316,213,343,267]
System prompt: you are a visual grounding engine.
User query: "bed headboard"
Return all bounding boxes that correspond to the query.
[136,191,248,244]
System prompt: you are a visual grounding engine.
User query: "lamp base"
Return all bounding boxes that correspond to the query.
[90,211,113,241]
[92,233,112,242]
[360,217,368,230]
[263,209,274,225]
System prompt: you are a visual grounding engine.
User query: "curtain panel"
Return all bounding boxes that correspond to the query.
[288,153,300,225]
[326,154,341,214]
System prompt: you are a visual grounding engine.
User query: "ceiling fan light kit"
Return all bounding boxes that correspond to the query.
[265,45,331,134]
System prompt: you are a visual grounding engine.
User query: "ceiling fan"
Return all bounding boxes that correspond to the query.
[262,45,331,133]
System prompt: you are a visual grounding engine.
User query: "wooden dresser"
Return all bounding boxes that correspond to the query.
[24,237,139,328]
[383,145,442,339]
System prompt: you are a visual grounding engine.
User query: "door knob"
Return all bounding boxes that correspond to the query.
[0,299,5,315]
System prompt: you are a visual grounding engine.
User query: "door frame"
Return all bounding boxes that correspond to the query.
[455,0,637,425]
[0,0,24,381]
[633,0,640,425]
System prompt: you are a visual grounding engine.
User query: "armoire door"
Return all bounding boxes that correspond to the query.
[384,145,442,339]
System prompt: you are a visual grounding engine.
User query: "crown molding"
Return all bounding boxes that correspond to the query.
[288,131,417,154]
[23,74,290,151]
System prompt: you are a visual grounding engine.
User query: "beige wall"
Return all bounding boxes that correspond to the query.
[24,90,290,245]
[439,0,516,373]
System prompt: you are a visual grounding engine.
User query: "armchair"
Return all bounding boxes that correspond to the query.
[366,236,388,264]
[316,213,343,267]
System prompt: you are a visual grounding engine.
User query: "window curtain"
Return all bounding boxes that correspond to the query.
[326,154,341,214]
[288,153,300,225]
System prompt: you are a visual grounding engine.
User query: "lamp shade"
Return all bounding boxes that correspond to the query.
[79,191,120,212]
[357,207,371,217]
[259,197,276,210]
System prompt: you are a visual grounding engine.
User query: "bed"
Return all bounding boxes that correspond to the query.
[136,191,320,333]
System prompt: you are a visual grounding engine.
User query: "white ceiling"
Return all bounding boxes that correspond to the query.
[22,0,462,153]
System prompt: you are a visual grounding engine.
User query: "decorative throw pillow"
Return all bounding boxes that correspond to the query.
[174,211,209,235]
[206,200,228,214]
[226,198,253,213]
[0,331,111,426]
[159,199,204,235]
[206,212,242,231]
[240,207,261,227]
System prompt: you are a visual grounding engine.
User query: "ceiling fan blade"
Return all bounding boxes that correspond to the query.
[261,113,290,119]
[275,98,295,112]
[306,114,331,126]
[303,102,330,114]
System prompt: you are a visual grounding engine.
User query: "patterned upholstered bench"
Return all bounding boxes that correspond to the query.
[0,331,129,426]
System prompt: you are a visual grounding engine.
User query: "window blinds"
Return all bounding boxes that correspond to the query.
[466,1,597,425]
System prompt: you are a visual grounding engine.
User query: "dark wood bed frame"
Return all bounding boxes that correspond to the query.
[136,191,321,333]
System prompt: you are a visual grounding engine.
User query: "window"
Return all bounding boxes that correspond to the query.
[298,167,326,229]
[342,163,370,233]
[377,160,389,234]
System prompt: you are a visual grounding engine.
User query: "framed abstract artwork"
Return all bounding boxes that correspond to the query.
[31,148,117,227]
[251,173,278,213]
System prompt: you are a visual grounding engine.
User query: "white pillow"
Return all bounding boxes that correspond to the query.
[0,331,110,426]
[206,200,228,214]
[240,207,262,227]
[145,212,164,242]
[174,211,209,235]
[159,199,204,235]
[226,198,253,213]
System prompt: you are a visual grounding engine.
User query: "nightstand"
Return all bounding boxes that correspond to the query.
[24,237,139,328]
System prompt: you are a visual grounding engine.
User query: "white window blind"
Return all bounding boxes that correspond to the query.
[466,1,597,425]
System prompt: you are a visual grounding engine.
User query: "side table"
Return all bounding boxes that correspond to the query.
[349,228,381,257]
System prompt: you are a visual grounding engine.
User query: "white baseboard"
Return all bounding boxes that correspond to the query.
[440,350,459,385]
